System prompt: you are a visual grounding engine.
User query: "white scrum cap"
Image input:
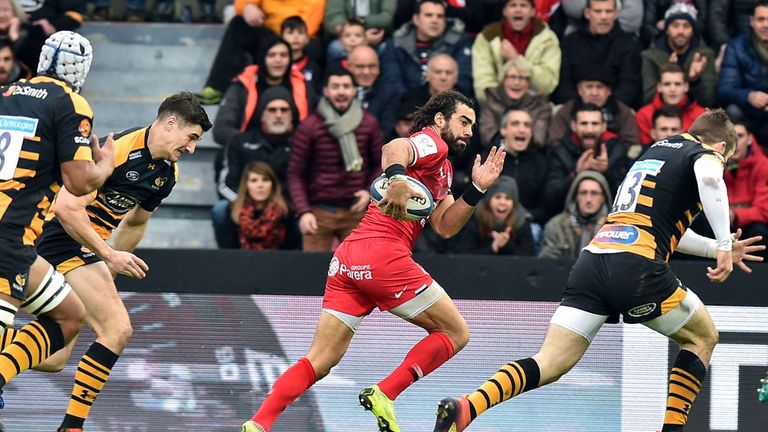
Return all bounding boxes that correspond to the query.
[37,30,94,93]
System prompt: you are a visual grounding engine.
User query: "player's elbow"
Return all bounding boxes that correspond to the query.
[432,224,456,240]
[62,182,92,197]
[53,202,77,221]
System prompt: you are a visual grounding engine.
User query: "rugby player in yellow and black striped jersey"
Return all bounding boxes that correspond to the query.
[433,109,766,432]
[28,92,210,432]
[0,31,117,413]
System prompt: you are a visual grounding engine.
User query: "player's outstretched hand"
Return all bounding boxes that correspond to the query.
[471,146,506,191]
[731,228,765,273]
[378,177,425,220]
[107,250,149,279]
[707,249,733,283]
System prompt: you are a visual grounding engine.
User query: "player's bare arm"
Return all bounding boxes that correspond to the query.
[54,185,148,279]
[111,206,152,254]
[108,206,153,278]
[430,147,506,238]
[61,132,116,196]
[378,138,425,220]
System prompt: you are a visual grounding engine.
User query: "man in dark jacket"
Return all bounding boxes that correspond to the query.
[380,0,474,97]
[718,0,768,146]
[347,45,401,141]
[547,65,639,151]
[218,86,295,201]
[641,1,717,107]
[287,68,383,251]
[544,103,628,216]
[486,107,551,225]
[552,0,642,108]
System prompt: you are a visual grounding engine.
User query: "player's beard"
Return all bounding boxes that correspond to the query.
[441,124,467,156]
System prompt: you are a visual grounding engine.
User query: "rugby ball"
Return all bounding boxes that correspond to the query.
[370,174,435,221]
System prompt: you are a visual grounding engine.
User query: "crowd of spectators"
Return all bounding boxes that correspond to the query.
[10,0,766,258]
[194,0,768,257]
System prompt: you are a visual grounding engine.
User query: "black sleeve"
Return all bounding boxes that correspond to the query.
[542,149,573,215]
[52,0,87,30]
[54,93,93,164]
[641,0,663,47]
[708,0,731,48]
[213,84,247,147]
[614,35,644,108]
[223,139,243,196]
[606,140,630,193]
[552,38,576,105]
[502,221,535,256]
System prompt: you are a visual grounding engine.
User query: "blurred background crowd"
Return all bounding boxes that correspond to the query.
[5,0,767,258]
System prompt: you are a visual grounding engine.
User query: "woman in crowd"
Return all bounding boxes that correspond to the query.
[218,161,294,250]
[455,176,535,255]
[479,57,552,148]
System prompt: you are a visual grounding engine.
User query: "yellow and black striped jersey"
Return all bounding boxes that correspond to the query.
[0,76,93,246]
[46,126,178,240]
[589,133,724,262]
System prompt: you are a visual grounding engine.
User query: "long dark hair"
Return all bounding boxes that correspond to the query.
[408,90,475,134]
[476,194,517,240]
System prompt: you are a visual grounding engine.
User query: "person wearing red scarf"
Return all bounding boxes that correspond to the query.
[472,0,561,100]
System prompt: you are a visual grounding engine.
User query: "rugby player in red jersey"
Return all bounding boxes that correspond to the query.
[242,90,505,432]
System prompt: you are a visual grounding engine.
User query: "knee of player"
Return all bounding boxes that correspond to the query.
[702,327,719,349]
[112,321,134,348]
[444,322,470,353]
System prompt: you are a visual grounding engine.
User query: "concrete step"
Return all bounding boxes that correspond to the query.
[139,217,216,249]
[168,155,218,206]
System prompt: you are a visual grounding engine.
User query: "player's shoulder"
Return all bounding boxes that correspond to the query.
[111,127,148,167]
[407,128,445,160]
[25,76,93,119]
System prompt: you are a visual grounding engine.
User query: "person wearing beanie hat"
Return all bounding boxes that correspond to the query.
[663,0,697,30]
[218,86,297,202]
[640,0,708,47]
[641,0,717,107]
[213,85,298,248]
[547,63,640,150]
[450,175,535,255]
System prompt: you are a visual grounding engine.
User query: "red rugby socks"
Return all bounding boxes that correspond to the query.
[251,357,317,430]
[377,331,455,400]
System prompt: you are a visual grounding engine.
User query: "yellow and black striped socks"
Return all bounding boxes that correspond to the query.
[466,358,541,420]
[662,349,706,431]
[0,316,64,387]
[60,342,119,429]
[0,328,17,350]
